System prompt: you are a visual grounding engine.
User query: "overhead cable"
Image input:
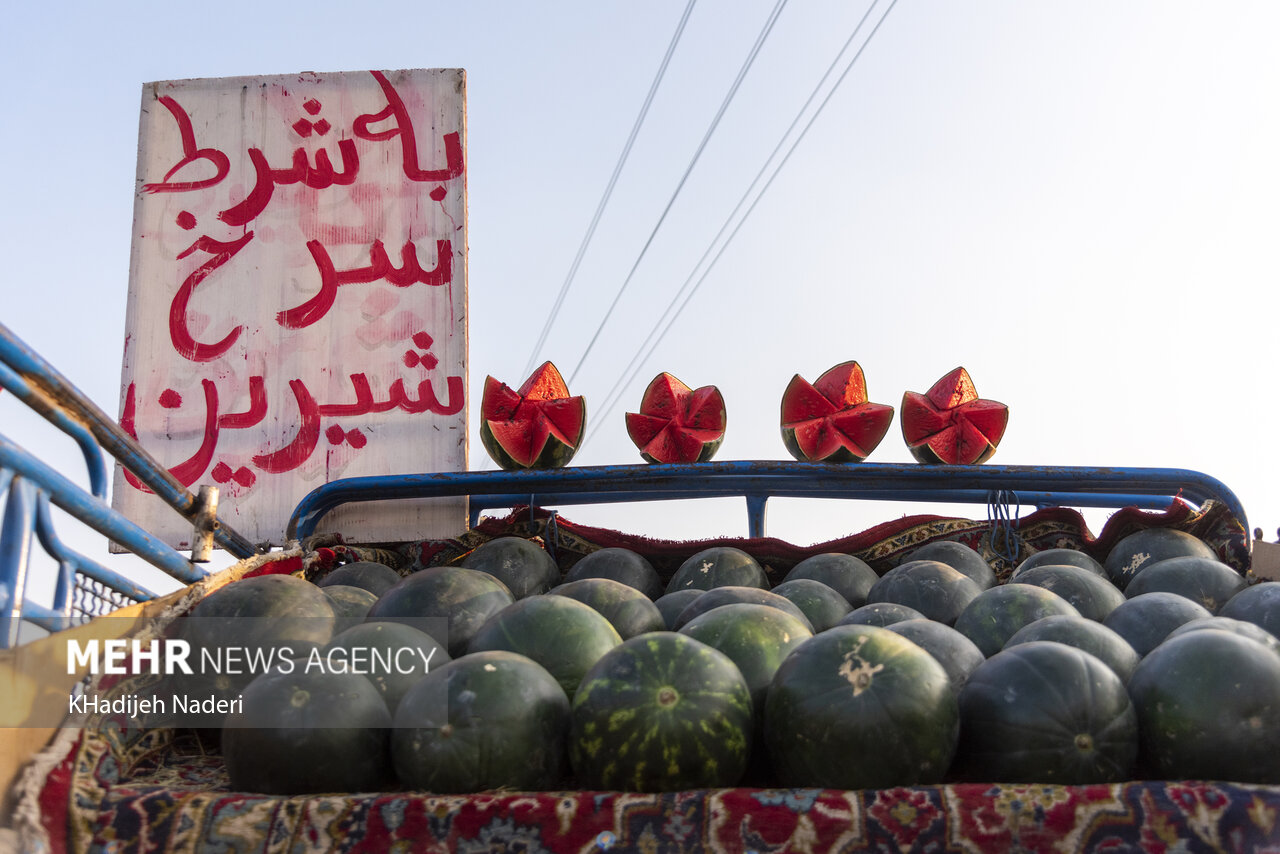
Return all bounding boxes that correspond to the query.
[581,0,899,451]
[521,0,699,379]
[566,0,792,386]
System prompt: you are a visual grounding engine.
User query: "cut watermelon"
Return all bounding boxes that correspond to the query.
[625,373,726,464]
[900,367,1008,465]
[480,362,586,470]
[780,361,893,463]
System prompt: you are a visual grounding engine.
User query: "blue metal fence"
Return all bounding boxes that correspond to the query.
[0,323,258,648]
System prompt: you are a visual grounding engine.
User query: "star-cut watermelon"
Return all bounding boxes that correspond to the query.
[625,373,726,464]
[780,361,894,463]
[900,367,1008,465]
[480,362,586,470]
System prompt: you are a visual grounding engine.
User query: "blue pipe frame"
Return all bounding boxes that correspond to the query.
[287,460,1249,543]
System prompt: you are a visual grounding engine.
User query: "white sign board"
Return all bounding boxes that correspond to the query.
[113,69,468,549]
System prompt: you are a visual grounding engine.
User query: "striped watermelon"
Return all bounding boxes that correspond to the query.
[569,632,752,791]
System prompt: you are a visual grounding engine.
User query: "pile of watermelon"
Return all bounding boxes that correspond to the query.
[178,528,1280,794]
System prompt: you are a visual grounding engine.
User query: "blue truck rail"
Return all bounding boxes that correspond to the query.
[287,460,1249,543]
[0,323,259,648]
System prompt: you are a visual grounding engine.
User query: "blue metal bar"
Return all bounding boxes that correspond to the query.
[19,598,65,635]
[34,493,155,604]
[0,322,257,559]
[0,359,108,499]
[463,488,1181,522]
[0,433,205,585]
[0,476,37,647]
[290,461,1248,541]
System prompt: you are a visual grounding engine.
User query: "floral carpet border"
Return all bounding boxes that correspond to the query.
[34,728,1280,854]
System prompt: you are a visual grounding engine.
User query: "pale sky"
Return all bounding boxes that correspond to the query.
[3,1,1278,599]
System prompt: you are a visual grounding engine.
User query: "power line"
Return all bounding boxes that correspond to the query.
[566,0,792,387]
[581,0,899,452]
[521,0,699,379]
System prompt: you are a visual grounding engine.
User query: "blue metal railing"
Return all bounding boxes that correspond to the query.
[0,322,259,648]
[287,460,1249,543]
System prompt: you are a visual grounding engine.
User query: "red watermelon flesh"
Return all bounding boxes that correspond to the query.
[480,362,586,470]
[780,361,894,463]
[625,373,726,464]
[901,368,1008,465]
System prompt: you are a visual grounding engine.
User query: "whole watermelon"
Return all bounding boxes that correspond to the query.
[1104,527,1217,591]
[765,625,959,789]
[956,641,1137,783]
[466,595,622,700]
[569,632,753,791]
[783,553,879,608]
[769,578,853,633]
[665,547,768,594]
[678,602,813,732]
[954,584,1081,657]
[564,547,664,600]
[549,577,666,639]
[885,619,986,691]
[1128,630,1280,782]
[367,566,514,658]
[461,536,562,598]
[393,650,571,792]
[1004,614,1140,685]
[320,620,448,716]
[866,559,982,626]
[222,667,393,794]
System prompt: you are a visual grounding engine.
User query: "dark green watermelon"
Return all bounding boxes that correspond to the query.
[907,540,996,590]
[782,553,879,608]
[549,577,666,639]
[1164,616,1280,657]
[1129,630,1280,782]
[1004,614,1140,684]
[1104,527,1217,591]
[183,573,336,653]
[461,536,562,598]
[569,632,753,791]
[1011,548,1107,580]
[665,547,768,594]
[467,595,622,701]
[956,641,1137,784]
[316,561,402,596]
[837,602,927,628]
[765,624,959,789]
[1219,582,1280,637]
[1124,555,1247,613]
[564,548,664,600]
[393,650,571,792]
[320,584,379,635]
[367,566,515,658]
[178,574,337,724]
[866,560,982,626]
[222,668,393,794]
[884,618,986,691]
[654,589,705,630]
[1102,592,1213,657]
[953,584,1081,657]
[672,585,813,632]
[321,620,449,716]
[1008,564,1126,622]
[769,578,852,633]
[678,602,813,731]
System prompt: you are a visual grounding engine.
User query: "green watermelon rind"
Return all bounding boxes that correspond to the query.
[764,624,959,790]
[569,632,753,792]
